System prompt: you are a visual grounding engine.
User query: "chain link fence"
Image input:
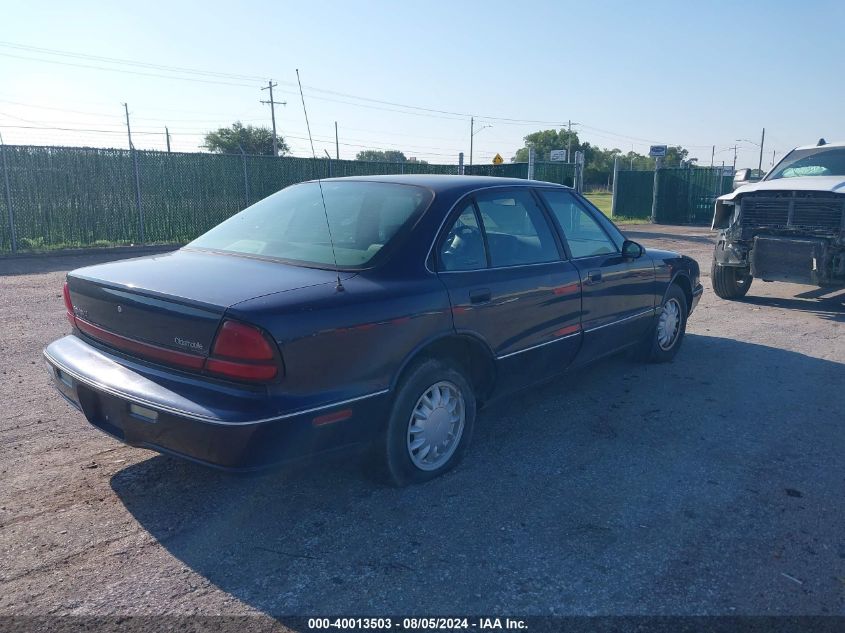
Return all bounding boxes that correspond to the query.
[0,145,586,253]
[611,167,733,223]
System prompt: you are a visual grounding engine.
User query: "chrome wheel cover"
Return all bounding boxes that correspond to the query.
[407,381,465,471]
[657,298,682,351]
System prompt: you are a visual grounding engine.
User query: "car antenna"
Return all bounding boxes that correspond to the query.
[296,68,344,293]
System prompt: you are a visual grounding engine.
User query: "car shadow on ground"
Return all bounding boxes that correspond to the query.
[741,290,845,323]
[110,334,845,616]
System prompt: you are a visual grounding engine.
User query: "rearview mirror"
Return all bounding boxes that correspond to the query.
[622,239,644,259]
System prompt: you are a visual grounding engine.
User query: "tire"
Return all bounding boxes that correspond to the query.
[711,260,752,300]
[638,284,688,363]
[372,358,476,487]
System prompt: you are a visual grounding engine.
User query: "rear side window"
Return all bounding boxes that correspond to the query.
[540,190,618,258]
[474,190,559,267]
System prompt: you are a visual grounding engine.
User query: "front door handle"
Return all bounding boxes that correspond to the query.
[587,270,603,284]
[469,288,492,304]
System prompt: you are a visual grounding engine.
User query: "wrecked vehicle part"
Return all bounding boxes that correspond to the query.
[711,142,845,299]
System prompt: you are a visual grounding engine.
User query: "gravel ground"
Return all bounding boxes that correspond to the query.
[0,226,843,618]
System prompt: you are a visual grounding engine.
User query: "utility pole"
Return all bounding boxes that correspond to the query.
[567,120,572,164]
[758,127,765,174]
[469,117,474,167]
[123,102,134,150]
[165,127,171,153]
[772,149,776,167]
[731,145,737,171]
[260,81,286,156]
[710,145,715,168]
[123,103,144,243]
[335,121,339,160]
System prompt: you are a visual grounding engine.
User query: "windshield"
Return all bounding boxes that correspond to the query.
[187,181,433,268]
[767,147,845,180]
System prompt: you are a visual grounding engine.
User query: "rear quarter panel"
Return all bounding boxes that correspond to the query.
[227,271,453,409]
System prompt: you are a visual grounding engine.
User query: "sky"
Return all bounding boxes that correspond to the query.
[1,0,843,168]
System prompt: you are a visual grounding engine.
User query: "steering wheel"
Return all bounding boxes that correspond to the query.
[443,224,482,257]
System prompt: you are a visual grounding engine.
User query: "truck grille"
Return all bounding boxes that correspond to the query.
[741,192,844,231]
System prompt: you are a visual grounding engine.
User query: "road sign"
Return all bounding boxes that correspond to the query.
[549,149,567,162]
[649,145,668,158]
[492,153,504,165]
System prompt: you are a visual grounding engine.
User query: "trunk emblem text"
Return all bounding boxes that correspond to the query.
[174,337,204,351]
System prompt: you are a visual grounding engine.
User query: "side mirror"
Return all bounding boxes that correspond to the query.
[622,239,644,259]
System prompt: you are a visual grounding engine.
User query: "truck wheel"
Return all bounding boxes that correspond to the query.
[711,260,752,300]
[637,284,688,364]
[372,358,476,487]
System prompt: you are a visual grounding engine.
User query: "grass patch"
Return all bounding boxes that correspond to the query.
[584,192,649,224]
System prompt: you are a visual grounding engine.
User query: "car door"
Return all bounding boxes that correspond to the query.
[537,189,656,362]
[436,188,583,394]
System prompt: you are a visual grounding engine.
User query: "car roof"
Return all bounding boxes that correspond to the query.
[303,174,572,195]
[793,140,845,151]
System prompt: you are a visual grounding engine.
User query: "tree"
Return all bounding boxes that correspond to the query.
[356,149,407,162]
[203,121,290,156]
[512,129,581,163]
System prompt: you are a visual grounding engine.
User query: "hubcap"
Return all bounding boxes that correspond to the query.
[657,298,682,351]
[407,381,465,471]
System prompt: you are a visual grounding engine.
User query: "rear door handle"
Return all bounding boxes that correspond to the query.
[587,270,603,284]
[469,288,492,304]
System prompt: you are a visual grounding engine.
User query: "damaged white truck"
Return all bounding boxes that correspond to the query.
[711,140,845,299]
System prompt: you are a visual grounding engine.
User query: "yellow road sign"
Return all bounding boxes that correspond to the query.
[492,153,504,165]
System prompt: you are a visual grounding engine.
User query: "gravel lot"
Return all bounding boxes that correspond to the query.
[1,225,843,618]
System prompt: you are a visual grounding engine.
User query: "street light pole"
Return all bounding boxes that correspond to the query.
[470,117,474,167]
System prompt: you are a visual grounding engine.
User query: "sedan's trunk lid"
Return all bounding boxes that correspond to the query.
[67,248,352,357]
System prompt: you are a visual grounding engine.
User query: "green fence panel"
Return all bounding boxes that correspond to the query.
[3,146,138,250]
[613,171,654,219]
[655,167,728,224]
[0,146,11,252]
[532,162,576,186]
[464,163,527,178]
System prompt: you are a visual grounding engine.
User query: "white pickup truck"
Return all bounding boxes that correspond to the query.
[711,140,845,299]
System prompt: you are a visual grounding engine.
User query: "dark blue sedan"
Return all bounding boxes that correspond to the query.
[45,175,702,485]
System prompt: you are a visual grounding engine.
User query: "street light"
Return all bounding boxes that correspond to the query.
[736,128,765,173]
[469,117,492,167]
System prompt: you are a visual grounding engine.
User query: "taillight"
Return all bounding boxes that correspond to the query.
[204,319,280,382]
[63,281,76,327]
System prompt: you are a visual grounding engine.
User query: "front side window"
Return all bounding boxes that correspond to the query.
[540,190,617,259]
[440,202,486,271]
[474,189,559,267]
[188,181,432,268]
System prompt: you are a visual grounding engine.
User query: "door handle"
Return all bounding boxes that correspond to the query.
[469,288,492,304]
[587,270,603,284]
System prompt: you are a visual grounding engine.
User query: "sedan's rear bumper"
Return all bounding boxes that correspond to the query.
[44,335,390,471]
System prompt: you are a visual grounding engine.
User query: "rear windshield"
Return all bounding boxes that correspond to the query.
[767,147,845,179]
[187,181,433,268]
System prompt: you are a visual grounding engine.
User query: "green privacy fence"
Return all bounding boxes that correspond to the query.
[654,168,733,224]
[613,170,655,219]
[612,167,733,223]
[0,145,584,253]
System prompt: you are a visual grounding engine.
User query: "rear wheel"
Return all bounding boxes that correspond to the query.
[637,284,688,363]
[711,260,752,300]
[373,358,476,486]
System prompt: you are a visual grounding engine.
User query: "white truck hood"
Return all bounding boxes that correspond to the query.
[718,176,845,202]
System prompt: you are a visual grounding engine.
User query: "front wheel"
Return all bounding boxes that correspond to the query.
[711,260,752,300]
[373,358,476,487]
[638,284,688,363]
